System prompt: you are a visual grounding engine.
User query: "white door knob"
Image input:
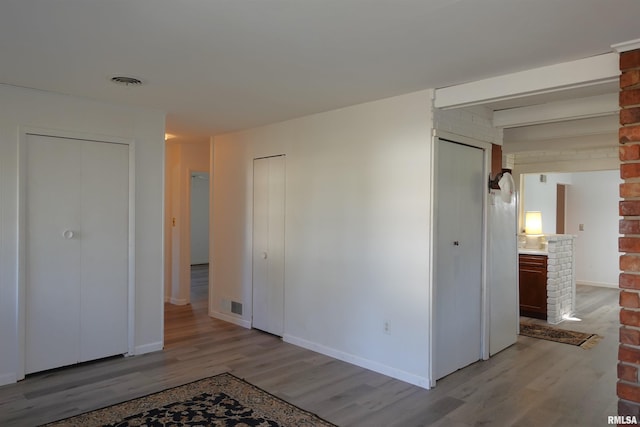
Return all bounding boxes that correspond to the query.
[63,230,74,239]
[262,252,268,259]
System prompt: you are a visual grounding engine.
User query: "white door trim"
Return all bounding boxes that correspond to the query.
[428,131,491,387]
[16,126,135,380]
[207,137,215,317]
[175,165,193,306]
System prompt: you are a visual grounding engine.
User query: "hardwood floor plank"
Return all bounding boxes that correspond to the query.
[0,272,620,426]
[401,396,466,426]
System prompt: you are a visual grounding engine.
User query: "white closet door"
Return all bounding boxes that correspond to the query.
[252,155,285,336]
[25,135,128,374]
[434,139,484,380]
[79,140,129,362]
[26,136,82,373]
[488,189,518,356]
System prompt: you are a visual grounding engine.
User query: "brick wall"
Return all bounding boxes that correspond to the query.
[546,235,576,324]
[619,48,640,416]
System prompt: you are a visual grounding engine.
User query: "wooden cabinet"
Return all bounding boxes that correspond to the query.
[519,254,547,320]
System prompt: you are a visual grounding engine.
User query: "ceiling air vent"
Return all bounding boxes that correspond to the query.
[110,76,143,86]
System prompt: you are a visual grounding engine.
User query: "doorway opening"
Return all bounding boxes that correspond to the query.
[164,139,210,308]
[190,171,210,306]
[519,170,620,321]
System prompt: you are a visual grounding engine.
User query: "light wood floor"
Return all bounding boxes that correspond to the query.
[0,267,619,426]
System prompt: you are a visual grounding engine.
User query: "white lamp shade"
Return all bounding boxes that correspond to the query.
[525,211,543,235]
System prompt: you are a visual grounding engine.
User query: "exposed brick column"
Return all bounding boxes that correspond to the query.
[619,49,640,416]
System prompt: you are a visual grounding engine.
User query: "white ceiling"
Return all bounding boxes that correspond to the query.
[1,0,639,138]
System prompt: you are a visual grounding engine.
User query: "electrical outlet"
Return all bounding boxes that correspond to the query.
[383,320,391,335]
[579,224,584,231]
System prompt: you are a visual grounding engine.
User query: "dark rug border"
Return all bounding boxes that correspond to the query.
[40,371,337,427]
[519,322,601,349]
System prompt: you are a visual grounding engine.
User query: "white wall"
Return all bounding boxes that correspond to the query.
[523,173,573,234]
[0,84,165,385]
[212,90,434,387]
[565,170,620,287]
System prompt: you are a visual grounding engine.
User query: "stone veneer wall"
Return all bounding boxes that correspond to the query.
[618,47,640,416]
[546,235,576,324]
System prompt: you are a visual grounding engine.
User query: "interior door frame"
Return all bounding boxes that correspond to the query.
[429,131,491,387]
[16,126,136,381]
[556,183,566,234]
[177,167,210,305]
[207,138,215,317]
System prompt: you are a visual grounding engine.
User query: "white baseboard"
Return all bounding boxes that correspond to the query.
[0,372,17,386]
[169,297,188,305]
[577,280,618,289]
[282,334,431,390]
[134,341,163,355]
[209,310,251,329]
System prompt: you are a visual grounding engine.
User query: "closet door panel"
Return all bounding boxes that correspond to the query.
[79,141,129,362]
[434,140,483,380]
[25,136,82,374]
[25,135,129,374]
[252,155,285,336]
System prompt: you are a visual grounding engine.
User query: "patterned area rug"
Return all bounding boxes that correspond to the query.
[42,373,336,427]
[519,322,601,349]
